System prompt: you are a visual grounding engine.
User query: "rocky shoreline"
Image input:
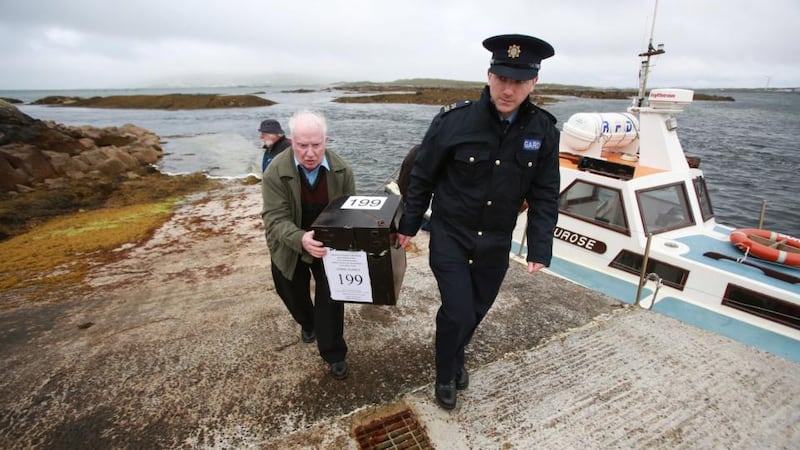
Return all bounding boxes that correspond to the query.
[0,100,163,192]
[0,100,220,242]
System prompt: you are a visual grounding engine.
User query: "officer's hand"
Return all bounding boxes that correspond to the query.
[302,230,327,258]
[527,262,545,274]
[397,233,412,249]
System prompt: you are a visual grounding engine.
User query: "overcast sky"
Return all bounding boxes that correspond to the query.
[1,0,798,90]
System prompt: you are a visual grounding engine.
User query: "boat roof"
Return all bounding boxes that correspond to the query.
[675,232,800,293]
[560,152,668,180]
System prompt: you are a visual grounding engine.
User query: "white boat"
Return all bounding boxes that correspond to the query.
[511,11,800,362]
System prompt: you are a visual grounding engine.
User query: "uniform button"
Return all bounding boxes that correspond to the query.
[469,156,475,163]
[486,200,492,206]
[527,162,533,167]
[468,259,474,265]
[477,231,483,236]
[495,160,501,166]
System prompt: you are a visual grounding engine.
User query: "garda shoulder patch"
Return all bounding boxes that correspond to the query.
[440,100,471,114]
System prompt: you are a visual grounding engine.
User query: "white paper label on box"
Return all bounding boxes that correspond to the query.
[340,196,386,210]
[322,248,373,303]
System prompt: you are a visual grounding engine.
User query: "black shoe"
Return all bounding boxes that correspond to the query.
[435,380,457,410]
[330,360,348,380]
[456,366,469,390]
[301,328,316,343]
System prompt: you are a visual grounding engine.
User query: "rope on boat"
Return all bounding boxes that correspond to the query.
[736,247,750,264]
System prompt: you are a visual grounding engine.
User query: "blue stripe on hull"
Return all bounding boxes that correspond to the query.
[548,257,651,304]
[528,253,800,364]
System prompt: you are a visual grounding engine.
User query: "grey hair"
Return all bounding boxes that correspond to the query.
[288,110,328,137]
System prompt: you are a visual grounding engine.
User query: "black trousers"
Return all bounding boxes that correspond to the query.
[429,228,509,384]
[271,257,347,364]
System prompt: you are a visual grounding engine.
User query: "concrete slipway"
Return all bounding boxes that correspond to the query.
[0,183,797,449]
[270,304,800,449]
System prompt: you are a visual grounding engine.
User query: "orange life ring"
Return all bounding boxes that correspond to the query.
[729,228,800,267]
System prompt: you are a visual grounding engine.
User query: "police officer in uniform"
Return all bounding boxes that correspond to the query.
[397,34,560,410]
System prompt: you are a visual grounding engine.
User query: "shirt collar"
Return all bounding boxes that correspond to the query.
[294,155,330,177]
[500,108,520,124]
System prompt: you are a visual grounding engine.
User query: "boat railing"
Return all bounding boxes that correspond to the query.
[757,200,768,229]
[634,233,653,306]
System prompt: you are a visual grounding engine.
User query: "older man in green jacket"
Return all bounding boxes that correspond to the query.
[261,110,356,380]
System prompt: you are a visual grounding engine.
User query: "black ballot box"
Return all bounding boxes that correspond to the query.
[311,195,406,305]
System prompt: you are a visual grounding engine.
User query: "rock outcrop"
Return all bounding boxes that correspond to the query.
[0,100,163,193]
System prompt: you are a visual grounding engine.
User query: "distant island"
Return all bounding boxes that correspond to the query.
[2,79,742,110]
[29,94,275,110]
[332,79,736,105]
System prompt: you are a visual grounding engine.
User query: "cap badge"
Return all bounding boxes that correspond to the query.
[507,44,521,59]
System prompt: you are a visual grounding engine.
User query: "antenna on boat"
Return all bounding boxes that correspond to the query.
[635,0,666,107]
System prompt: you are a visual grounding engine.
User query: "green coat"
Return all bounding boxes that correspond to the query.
[261,148,356,280]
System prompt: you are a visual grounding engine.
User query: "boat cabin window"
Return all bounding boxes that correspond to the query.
[610,250,689,290]
[693,176,715,222]
[637,182,695,234]
[559,180,628,233]
[722,284,800,330]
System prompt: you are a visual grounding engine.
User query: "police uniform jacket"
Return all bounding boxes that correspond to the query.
[397,86,560,266]
[261,148,356,280]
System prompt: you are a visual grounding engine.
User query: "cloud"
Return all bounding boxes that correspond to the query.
[0,0,797,89]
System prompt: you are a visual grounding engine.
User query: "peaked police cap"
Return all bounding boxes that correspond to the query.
[483,34,555,80]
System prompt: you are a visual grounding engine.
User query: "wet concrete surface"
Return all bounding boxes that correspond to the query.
[0,183,621,448]
[271,305,800,449]
[8,183,795,449]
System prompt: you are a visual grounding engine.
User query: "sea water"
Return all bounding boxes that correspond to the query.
[3,86,798,236]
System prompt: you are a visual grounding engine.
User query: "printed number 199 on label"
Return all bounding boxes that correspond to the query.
[341,196,386,210]
[347,198,382,208]
[338,274,363,285]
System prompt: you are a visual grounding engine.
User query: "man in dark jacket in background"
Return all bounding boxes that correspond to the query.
[397,34,561,410]
[259,118,291,173]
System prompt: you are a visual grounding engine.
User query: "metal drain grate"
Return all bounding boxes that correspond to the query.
[354,408,434,450]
